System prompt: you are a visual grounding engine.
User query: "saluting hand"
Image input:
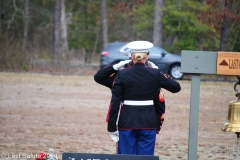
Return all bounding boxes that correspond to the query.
[148,61,158,69]
[113,60,131,70]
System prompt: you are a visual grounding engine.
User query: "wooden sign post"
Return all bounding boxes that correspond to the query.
[181,50,240,160]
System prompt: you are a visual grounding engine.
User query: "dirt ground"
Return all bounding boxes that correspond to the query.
[0,71,240,160]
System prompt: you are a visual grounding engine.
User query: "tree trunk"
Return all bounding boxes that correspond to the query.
[178,0,181,29]
[22,0,29,52]
[23,0,32,69]
[90,29,100,63]
[153,0,164,47]
[219,0,233,51]
[61,0,69,62]
[0,0,3,38]
[102,0,108,48]
[53,0,62,68]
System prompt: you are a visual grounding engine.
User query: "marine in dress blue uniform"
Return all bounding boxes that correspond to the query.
[94,61,165,132]
[107,41,181,155]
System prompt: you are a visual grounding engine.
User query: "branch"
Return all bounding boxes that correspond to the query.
[7,0,23,30]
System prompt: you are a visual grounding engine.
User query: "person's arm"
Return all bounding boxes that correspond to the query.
[94,65,117,88]
[108,73,123,132]
[94,60,131,88]
[158,72,181,93]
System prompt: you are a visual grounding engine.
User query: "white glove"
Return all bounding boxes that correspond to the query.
[113,60,131,70]
[124,49,131,58]
[148,61,158,69]
[109,131,119,142]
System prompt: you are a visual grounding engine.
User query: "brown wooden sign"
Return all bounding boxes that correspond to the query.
[217,52,240,75]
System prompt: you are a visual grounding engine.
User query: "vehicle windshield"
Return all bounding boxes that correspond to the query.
[119,44,128,53]
[150,46,168,56]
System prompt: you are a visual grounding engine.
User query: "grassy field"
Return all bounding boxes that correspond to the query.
[0,72,239,160]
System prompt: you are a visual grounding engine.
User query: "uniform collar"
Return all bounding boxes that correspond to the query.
[133,63,145,66]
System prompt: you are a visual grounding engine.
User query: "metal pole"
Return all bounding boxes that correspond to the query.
[188,74,200,160]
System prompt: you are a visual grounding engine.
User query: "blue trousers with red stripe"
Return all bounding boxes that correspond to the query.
[118,129,156,155]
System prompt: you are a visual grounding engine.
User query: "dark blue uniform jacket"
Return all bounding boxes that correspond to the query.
[107,63,181,132]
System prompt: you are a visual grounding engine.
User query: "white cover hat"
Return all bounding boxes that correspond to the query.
[126,41,153,53]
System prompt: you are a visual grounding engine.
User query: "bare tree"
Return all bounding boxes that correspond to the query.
[102,0,108,48]
[153,0,164,47]
[53,0,62,67]
[219,0,233,51]
[5,0,21,68]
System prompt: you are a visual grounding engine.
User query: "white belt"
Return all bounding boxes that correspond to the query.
[123,100,153,106]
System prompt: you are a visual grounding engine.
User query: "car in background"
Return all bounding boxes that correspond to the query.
[100,41,184,80]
